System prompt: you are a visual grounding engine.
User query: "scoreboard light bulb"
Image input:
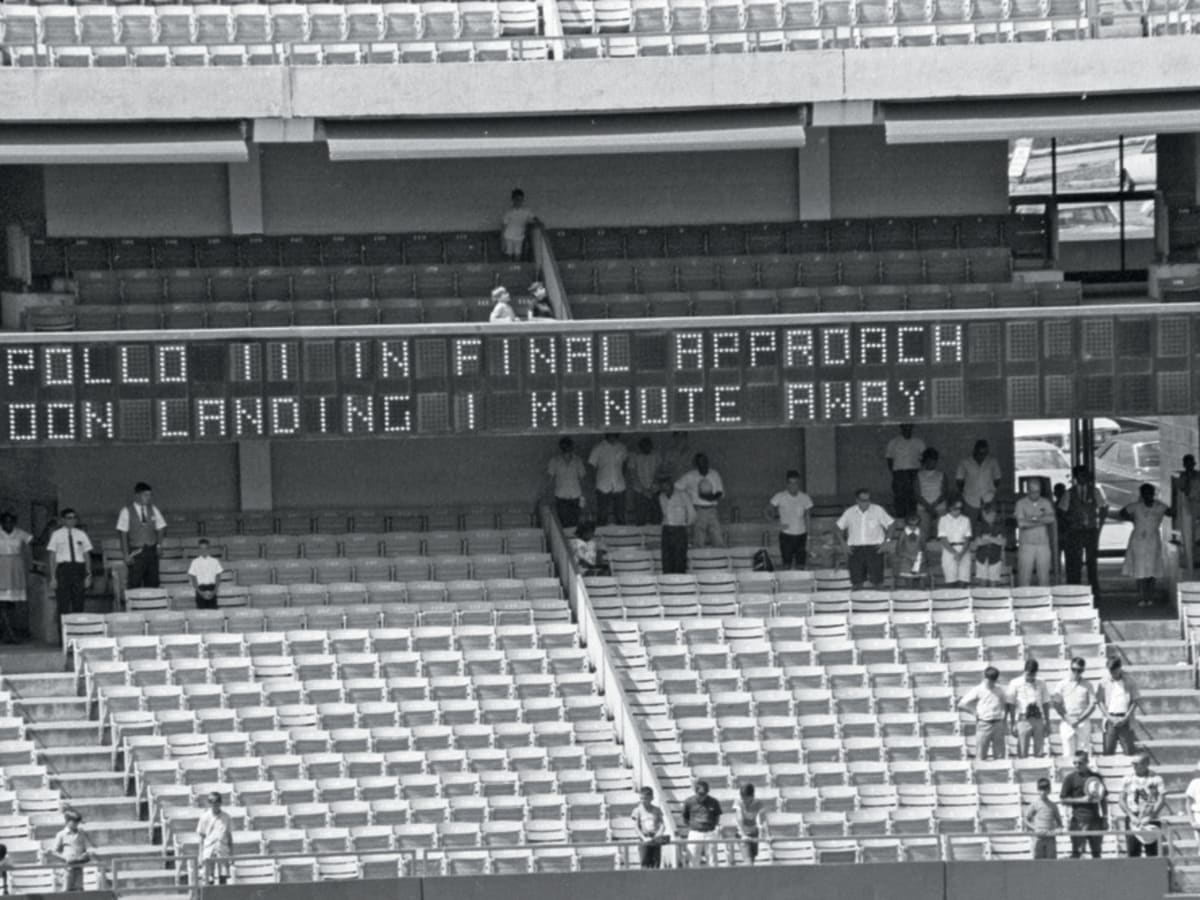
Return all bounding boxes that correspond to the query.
[564,336,592,375]
[897,326,926,364]
[8,403,36,441]
[531,391,559,429]
[860,381,889,418]
[785,382,816,422]
[82,347,111,385]
[602,388,630,427]
[599,336,629,373]
[382,395,412,433]
[83,401,114,440]
[860,328,888,365]
[119,346,150,384]
[934,324,964,363]
[823,382,852,420]
[380,341,410,380]
[821,328,851,366]
[42,347,74,387]
[464,393,477,430]
[899,380,926,416]
[784,329,814,368]
[234,397,264,436]
[344,396,374,434]
[678,385,703,423]
[712,331,740,368]
[639,387,668,425]
[196,399,228,438]
[353,342,367,380]
[157,345,188,383]
[270,397,300,436]
[159,400,189,438]
[674,333,704,370]
[529,337,558,375]
[713,385,741,423]
[6,348,35,387]
[454,339,482,377]
[49,402,79,439]
[748,330,777,368]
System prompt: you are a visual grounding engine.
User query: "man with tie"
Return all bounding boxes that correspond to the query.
[116,482,167,589]
[46,509,93,629]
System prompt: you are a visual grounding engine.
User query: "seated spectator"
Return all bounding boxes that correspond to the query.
[527,282,555,319]
[570,523,609,576]
[489,287,520,322]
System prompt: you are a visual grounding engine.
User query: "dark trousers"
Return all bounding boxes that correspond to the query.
[634,492,661,527]
[779,533,808,569]
[1062,528,1101,597]
[1069,817,1104,858]
[892,470,918,518]
[662,526,689,574]
[195,589,218,611]
[595,491,626,526]
[556,498,581,529]
[1033,836,1057,859]
[1103,719,1137,755]
[127,545,160,589]
[638,843,662,869]
[55,563,88,623]
[1126,832,1159,858]
[848,544,885,588]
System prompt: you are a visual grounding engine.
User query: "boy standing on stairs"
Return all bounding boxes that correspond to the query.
[51,810,91,891]
[196,793,234,885]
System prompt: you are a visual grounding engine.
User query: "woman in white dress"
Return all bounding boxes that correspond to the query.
[1120,483,1172,608]
[0,511,34,642]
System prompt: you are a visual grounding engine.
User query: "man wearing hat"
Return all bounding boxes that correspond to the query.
[527,282,555,320]
[51,810,90,891]
[116,482,166,589]
[1120,753,1165,857]
[1060,750,1106,859]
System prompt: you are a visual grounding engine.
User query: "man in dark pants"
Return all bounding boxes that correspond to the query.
[836,488,894,589]
[46,510,93,633]
[885,424,925,519]
[659,478,695,575]
[631,786,669,869]
[1059,465,1107,602]
[1061,749,1106,859]
[117,482,166,589]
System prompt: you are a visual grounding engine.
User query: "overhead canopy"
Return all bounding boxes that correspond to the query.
[883,93,1200,143]
[324,110,805,160]
[0,123,249,164]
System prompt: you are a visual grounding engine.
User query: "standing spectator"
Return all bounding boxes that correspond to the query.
[915,448,949,540]
[1120,753,1166,858]
[936,500,973,588]
[1007,658,1051,758]
[1052,657,1097,760]
[890,513,927,587]
[570,523,609,576]
[957,666,1008,760]
[676,454,725,548]
[631,786,670,869]
[1053,482,1069,576]
[50,811,90,891]
[1096,656,1140,756]
[681,781,722,867]
[626,438,662,526]
[526,281,555,320]
[835,489,894,589]
[1178,454,1200,572]
[196,792,234,886]
[588,433,629,526]
[0,842,12,894]
[116,482,166,590]
[500,188,538,260]
[972,503,1006,587]
[547,438,587,529]
[662,431,693,481]
[187,540,223,611]
[0,511,33,644]
[1014,479,1056,587]
[1059,465,1107,601]
[1120,483,1171,608]
[733,783,766,865]
[1061,750,1106,859]
[955,439,1001,523]
[885,424,926,518]
[659,478,695,575]
[46,511,93,632]
[1185,761,1200,846]
[765,470,813,570]
[488,287,520,322]
[1024,777,1063,859]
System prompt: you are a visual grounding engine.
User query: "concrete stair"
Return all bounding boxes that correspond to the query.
[3,673,80,698]
[1139,738,1200,766]
[1113,640,1191,666]
[69,796,140,824]
[1137,713,1200,740]
[12,696,90,722]
[38,746,118,774]
[26,721,102,747]
[1138,689,1200,715]
[52,772,129,800]
[82,820,154,848]
[1123,663,1196,690]
[1104,619,1185,642]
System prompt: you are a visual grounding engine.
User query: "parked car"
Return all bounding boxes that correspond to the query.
[1014,440,1073,494]
[1093,430,1161,509]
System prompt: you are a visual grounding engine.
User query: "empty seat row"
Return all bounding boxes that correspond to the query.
[549,215,1040,260]
[29,232,506,278]
[174,532,546,560]
[210,557,554,586]
[557,249,1014,295]
[103,507,537,536]
[70,262,536,304]
[0,2,542,47]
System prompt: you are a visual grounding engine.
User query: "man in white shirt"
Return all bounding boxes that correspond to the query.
[1096,656,1139,756]
[676,453,725,548]
[936,500,973,587]
[196,792,234,885]
[955,440,1002,523]
[958,666,1009,760]
[1184,760,1200,845]
[659,478,696,575]
[46,509,93,629]
[885,424,926,519]
[488,286,520,322]
[1121,753,1166,858]
[547,437,587,529]
[765,470,813,570]
[500,188,538,260]
[835,488,894,589]
[51,810,90,891]
[116,482,167,589]
[1015,479,1056,586]
[187,539,224,610]
[631,786,670,869]
[1052,657,1097,760]
[1007,658,1052,758]
[588,433,629,526]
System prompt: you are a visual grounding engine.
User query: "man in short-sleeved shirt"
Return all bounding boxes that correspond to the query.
[1007,658,1052,758]
[52,811,89,891]
[588,433,628,526]
[766,470,813,570]
[1121,753,1165,858]
[116,482,167,590]
[1053,657,1097,761]
[1015,479,1056,587]
[682,781,723,867]
[958,666,1008,760]
[676,454,725,548]
[1184,762,1200,842]
[836,489,894,589]
[1061,751,1105,859]
[885,425,926,519]
[47,510,94,626]
[547,437,587,529]
[956,440,1002,522]
[501,189,538,260]
[196,793,234,885]
[187,540,223,611]
[937,501,973,587]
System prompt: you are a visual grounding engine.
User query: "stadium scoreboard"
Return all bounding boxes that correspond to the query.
[2,311,1196,445]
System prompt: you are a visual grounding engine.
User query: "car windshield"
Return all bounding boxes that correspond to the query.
[1016,448,1069,469]
[1136,443,1161,469]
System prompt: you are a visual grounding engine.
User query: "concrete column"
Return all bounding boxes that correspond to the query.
[804,425,838,499]
[227,148,264,235]
[238,440,272,511]
[797,127,832,222]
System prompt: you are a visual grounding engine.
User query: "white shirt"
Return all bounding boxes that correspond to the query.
[548,454,586,500]
[660,491,696,527]
[676,468,724,508]
[1015,496,1056,545]
[53,827,88,862]
[47,526,93,565]
[770,490,814,536]
[886,435,926,471]
[1053,677,1096,719]
[188,556,224,586]
[955,456,1002,507]
[1007,676,1050,713]
[960,681,1007,720]
[1185,777,1200,825]
[115,503,167,533]
[502,207,537,242]
[836,504,894,546]
[937,513,973,546]
[588,440,629,493]
[196,809,233,860]
[489,300,520,322]
[1097,674,1137,716]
